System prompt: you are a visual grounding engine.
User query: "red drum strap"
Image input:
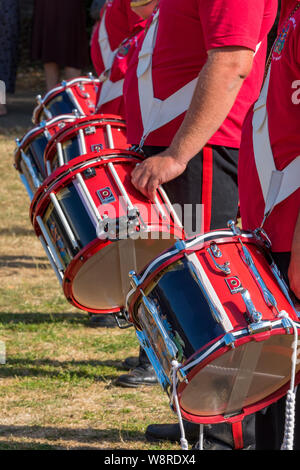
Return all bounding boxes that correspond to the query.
[232,421,244,450]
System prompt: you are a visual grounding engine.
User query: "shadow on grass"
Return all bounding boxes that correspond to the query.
[0,255,49,270]
[0,357,131,381]
[0,312,88,326]
[0,425,146,445]
[0,227,36,237]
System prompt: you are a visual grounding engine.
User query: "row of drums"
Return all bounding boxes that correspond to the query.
[14,75,300,429]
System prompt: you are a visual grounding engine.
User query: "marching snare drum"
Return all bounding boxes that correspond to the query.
[127,222,300,424]
[32,76,100,125]
[30,150,184,313]
[44,114,129,177]
[14,114,76,200]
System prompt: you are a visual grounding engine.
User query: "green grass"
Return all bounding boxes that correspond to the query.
[0,80,182,450]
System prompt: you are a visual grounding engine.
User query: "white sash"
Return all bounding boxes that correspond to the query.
[252,65,300,219]
[98,9,116,70]
[97,9,125,108]
[137,10,198,145]
[137,10,262,147]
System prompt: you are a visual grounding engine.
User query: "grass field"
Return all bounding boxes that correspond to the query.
[0,79,179,451]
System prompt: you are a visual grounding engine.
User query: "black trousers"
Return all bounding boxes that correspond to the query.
[255,252,300,450]
[142,144,239,233]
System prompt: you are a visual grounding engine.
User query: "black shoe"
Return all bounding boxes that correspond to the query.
[88,313,116,328]
[145,422,200,444]
[122,356,139,371]
[116,364,158,388]
[193,438,233,450]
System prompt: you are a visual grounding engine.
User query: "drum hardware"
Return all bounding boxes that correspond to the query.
[75,173,103,224]
[19,173,34,200]
[38,235,64,285]
[136,329,171,389]
[253,227,272,248]
[49,192,80,251]
[91,144,104,152]
[129,270,188,384]
[227,219,241,236]
[185,257,226,325]
[85,126,96,135]
[239,239,278,310]
[36,215,65,276]
[270,260,300,318]
[56,142,65,168]
[96,211,141,241]
[223,333,236,348]
[106,124,115,149]
[83,167,96,179]
[113,310,134,329]
[78,128,87,155]
[207,246,231,274]
[210,242,222,258]
[20,150,42,189]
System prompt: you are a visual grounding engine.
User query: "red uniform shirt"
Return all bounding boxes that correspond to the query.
[90,0,143,77]
[124,0,278,147]
[239,2,300,252]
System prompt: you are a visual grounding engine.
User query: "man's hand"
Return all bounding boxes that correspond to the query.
[131,151,187,201]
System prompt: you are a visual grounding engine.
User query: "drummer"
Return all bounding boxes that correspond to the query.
[90,0,151,117]
[117,0,278,450]
[238,0,300,449]
[89,0,158,328]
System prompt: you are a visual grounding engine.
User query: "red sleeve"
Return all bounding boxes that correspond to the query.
[198,0,266,52]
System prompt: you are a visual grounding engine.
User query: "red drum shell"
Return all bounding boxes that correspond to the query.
[31,151,184,314]
[32,76,100,124]
[14,114,76,197]
[44,114,129,176]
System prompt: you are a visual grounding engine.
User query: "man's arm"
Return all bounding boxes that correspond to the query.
[288,209,300,301]
[131,46,254,200]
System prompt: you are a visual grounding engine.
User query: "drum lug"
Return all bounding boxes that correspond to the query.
[248,320,272,335]
[253,227,272,249]
[177,368,189,384]
[84,126,96,136]
[240,288,262,324]
[227,219,241,236]
[129,270,140,288]
[223,333,236,348]
[83,167,96,179]
[98,213,141,241]
[175,239,186,251]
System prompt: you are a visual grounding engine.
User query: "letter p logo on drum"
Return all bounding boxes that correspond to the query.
[0,80,6,105]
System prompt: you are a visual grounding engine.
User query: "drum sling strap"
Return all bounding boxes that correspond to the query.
[97,9,124,107]
[252,65,300,224]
